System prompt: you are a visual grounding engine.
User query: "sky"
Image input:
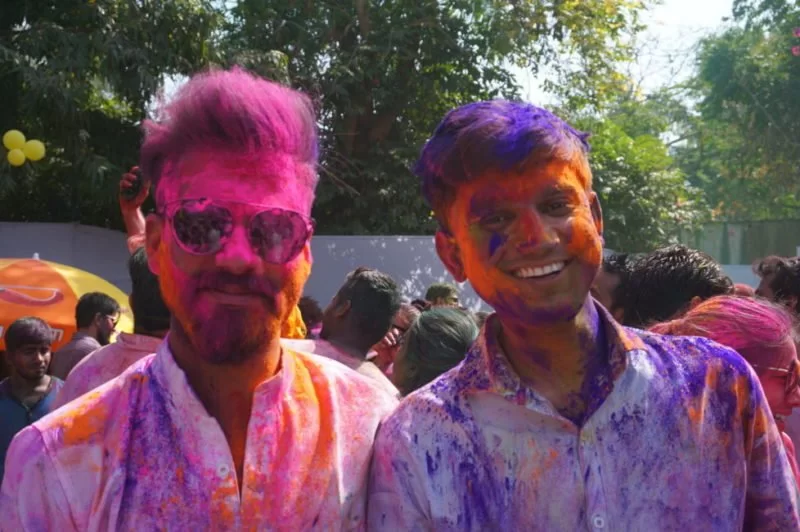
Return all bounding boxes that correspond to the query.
[516,0,735,104]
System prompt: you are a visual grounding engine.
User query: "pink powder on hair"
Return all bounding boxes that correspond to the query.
[650,295,797,370]
[140,67,319,205]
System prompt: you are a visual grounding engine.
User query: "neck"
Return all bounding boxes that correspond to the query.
[9,373,49,396]
[498,299,606,391]
[325,334,368,360]
[167,322,282,416]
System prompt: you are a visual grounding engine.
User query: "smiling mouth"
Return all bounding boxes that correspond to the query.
[512,261,567,279]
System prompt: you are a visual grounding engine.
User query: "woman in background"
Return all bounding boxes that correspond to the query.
[393,307,478,396]
[651,295,800,484]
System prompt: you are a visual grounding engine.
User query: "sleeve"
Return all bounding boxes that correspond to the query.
[0,427,76,531]
[743,371,800,531]
[366,417,431,532]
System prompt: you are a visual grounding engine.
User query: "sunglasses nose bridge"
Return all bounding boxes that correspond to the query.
[215,223,263,272]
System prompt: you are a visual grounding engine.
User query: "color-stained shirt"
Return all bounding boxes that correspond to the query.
[1,339,399,530]
[283,339,400,399]
[368,310,800,531]
[52,332,162,410]
[49,332,101,380]
[0,377,64,483]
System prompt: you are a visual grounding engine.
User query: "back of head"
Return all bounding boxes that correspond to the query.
[598,252,636,312]
[128,248,171,333]
[394,308,479,395]
[625,245,733,328]
[650,295,796,370]
[336,267,401,348]
[76,292,121,329]
[297,296,324,331]
[5,317,52,352]
[414,100,591,225]
[425,283,459,305]
[754,256,800,314]
[140,67,319,206]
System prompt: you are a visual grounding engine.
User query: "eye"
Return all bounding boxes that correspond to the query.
[479,212,514,230]
[544,199,571,216]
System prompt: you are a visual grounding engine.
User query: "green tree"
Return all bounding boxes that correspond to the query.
[0,0,222,226]
[672,2,800,221]
[226,0,650,234]
[567,91,707,252]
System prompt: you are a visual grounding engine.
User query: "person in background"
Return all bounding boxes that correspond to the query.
[622,244,733,328]
[49,292,121,380]
[0,318,63,483]
[425,282,460,307]
[591,252,635,322]
[120,165,150,254]
[367,100,799,530]
[754,256,800,467]
[472,310,490,328]
[285,267,401,397]
[650,295,800,484]
[755,256,800,315]
[52,248,170,408]
[369,302,421,375]
[297,295,324,338]
[734,283,756,297]
[392,308,478,396]
[1,68,397,530]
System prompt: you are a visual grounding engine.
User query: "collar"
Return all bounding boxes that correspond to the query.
[459,300,646,410]
[116,332,163,352]
[151,335,294,419]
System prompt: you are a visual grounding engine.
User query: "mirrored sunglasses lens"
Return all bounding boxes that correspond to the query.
[172,204,232,254]
[250,210,308,263]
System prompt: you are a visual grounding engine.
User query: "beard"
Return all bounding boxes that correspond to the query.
[97,329,112,346]
[185,304,274,364]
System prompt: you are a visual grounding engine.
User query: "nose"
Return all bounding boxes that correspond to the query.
[514,208,557,253]
[215,224,262,275]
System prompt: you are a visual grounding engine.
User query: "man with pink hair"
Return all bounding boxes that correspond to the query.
[0,68,398,529]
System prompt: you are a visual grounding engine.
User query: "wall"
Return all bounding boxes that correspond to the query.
[0,223,761,310]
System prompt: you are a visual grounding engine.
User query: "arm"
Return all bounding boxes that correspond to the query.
[743,374,800,530]
[0,428,76,530]
[119,166,149,254]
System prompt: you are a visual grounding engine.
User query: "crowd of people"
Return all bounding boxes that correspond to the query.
[1,67,799,529]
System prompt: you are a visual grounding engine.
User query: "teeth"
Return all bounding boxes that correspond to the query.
[514,262,565,278]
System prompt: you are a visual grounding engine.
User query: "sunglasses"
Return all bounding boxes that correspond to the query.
[160,198,315,265]
[753,360,800,395]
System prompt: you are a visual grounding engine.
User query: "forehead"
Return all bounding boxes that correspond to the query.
[160,150,313,214]
[453,159,588,209]
[15,342,50,351]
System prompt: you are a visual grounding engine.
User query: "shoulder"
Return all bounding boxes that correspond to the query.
[36,355,157,445]
[288,349,399,412]
[632,328,753,375]
[378,371,464,444]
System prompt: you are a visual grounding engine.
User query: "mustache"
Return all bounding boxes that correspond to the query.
[192,271,277,298]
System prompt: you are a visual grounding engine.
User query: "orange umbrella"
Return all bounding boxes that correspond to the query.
[0,258,133,351]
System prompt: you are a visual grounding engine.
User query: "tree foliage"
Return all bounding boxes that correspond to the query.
[226,0,649,234]
[0,0,222,226]
[672,1,800,221]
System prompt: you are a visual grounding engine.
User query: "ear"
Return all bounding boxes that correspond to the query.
[689,296,702,310]
[333,298,351,318]
[787,295,799,313]
[145,214,164,275]
[612,307,625,324]
[589,191,604,239]
[435,230,466,282]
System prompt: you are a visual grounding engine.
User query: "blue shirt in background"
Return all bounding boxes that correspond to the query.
[0,377,63,483]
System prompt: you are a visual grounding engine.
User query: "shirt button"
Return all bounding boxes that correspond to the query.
[592,514,605,529]
[217,464,230,478]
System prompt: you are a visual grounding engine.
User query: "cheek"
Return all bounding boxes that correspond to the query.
[563,213,603,267]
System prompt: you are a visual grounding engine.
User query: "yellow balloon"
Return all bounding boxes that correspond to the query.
[23,140,45,162]
[7,149,26,167]
[3,130,26,151]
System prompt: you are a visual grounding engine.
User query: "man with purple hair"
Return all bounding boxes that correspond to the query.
[366,101,799,530]
[1,68,398,529]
